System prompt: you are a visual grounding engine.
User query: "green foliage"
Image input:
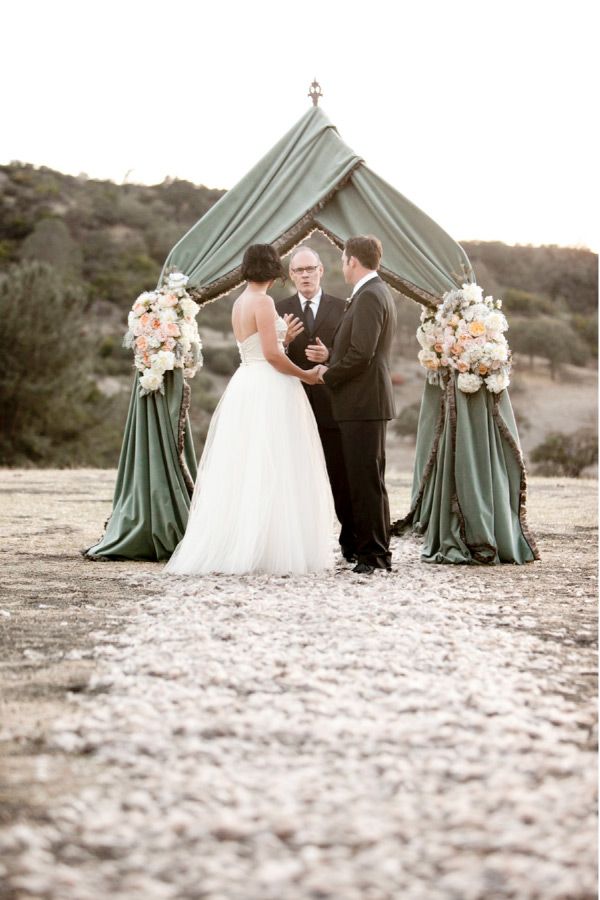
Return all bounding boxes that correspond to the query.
[572,312,598,358]
[531,428,598,477]
[393,402,421,439]
[20,217,82,275]
[0,261,112,465]
[509,316,589,377]
[202,345,240,376]
[463,241,598,315]
[502,288,556,318]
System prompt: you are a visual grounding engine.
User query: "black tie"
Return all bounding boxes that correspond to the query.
[304,300,315,334]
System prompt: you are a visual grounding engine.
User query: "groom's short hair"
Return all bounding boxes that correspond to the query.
[344,236,382,270]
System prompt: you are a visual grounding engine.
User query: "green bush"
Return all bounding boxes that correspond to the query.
[393,402,421,438]
[0,261,111,465]
[202,345,240,376]
[502,288,556,317]
[531,428,597,477]
[509,316,589,377]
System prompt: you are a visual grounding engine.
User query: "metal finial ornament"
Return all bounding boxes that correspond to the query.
[308,79,323,107]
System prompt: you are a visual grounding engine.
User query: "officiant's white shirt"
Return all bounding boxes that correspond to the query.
[351,272,378,297]
[298,288,322,317]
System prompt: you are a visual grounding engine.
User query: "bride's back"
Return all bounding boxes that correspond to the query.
[232,289,272,343]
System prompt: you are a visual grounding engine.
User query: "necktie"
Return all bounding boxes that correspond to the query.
[304,300,315,334]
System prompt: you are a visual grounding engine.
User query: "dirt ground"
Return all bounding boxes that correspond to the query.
[0,469,597,897]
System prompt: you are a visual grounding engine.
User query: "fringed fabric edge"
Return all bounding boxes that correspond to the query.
[390,383,447,537]
[446,377,497,565]
[177,379,196,497]
[492,392,541,560]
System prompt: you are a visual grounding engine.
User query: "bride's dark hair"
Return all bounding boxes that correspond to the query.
[241,244,286,283]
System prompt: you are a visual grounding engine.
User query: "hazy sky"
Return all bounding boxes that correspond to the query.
[3,0,598,249]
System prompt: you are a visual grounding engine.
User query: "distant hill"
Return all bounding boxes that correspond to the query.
[0,162,597,468]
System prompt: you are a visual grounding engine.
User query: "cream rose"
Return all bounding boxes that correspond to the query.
[457,373,483,393]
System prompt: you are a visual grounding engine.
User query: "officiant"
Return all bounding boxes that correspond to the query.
[277,246,355,561]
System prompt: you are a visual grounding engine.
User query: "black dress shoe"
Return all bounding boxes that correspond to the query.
[353,562,374,575]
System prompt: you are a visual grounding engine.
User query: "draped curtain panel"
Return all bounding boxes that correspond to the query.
[84,370,197,561]
[393,378,539,565]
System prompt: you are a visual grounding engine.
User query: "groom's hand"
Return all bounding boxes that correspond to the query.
[305,337,329,363]
[315,365,328,384]
[283,313,304,347]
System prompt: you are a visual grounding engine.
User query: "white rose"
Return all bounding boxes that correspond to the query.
[485,311,508,333]
[139,370,163,392]
[167,272,189,290]
[464,344,484,364]
[136,291,157,305]
[417,326,437,349]
[488,341,509,362]
[159,308,178,324]
[464,302,491,322]
[148,335,162,349]
[461,283,484,304]
[152,350,175,372]
[180,297,199,318]
[418,349,440,370]
[457,373,483,393]
[485,371,510,393]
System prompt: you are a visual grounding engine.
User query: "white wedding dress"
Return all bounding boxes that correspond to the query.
[165,317,335,575]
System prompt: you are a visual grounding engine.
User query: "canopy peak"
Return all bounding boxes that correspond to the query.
[308,78,323,107]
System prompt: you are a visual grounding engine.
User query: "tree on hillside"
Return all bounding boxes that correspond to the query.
[509,316,589,377]
[0,261,108,465]
[20,218,82,276]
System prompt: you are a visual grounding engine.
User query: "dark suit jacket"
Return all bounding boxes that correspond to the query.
[323,275,397,422]
[276,292,346,428]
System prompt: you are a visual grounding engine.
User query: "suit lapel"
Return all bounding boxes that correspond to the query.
[313,293,333,332]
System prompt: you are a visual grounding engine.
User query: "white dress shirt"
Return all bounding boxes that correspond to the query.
[350,271,378,298]
[298,288,323,318]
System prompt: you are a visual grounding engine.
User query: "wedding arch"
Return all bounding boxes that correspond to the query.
[86,98,536,564]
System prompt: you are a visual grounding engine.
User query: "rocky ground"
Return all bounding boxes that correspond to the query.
[0,469,597,899]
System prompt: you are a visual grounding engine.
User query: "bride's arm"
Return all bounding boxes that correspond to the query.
[256,298,320,385]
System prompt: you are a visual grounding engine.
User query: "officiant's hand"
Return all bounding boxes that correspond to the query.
[305,337,329,363]
[283,314,304,346]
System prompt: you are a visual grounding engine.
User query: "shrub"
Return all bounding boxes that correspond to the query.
[531,428,598,477]
[0,261,110,465]
[393,402,421,439]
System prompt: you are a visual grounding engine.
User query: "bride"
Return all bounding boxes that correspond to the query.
[165,244,335,576]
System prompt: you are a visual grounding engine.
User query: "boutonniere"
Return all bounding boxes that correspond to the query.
[344,296,353,311]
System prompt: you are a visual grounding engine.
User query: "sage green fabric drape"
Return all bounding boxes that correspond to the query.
[395,377,539,565]
[85,370,197,561]
[161,106,473,305]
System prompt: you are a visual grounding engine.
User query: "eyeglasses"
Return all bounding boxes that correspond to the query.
[290,265,319,275]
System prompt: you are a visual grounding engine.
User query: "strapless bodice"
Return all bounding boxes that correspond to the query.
[237,316,287,365]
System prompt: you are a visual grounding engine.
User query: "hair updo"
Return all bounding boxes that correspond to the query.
[240,244,286,283]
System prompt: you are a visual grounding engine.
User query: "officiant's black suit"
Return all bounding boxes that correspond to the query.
[322,276,397,570]
[276,292,355,556]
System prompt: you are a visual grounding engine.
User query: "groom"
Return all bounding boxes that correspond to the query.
[318,236,397,575]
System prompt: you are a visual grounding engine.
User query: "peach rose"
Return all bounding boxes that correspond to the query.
[133,303,146,315]
[450,342,463,356]
[478,363,489,375]
[151,318,161,329]
[142,352,151,366]
[163,293,179,307]
[469,321,486,337]
[136,336,148,351]
[140,313,151,328]
[162,338,176,350]
[457,360,470,372]
[434,342,444,353]
[166,322,181,337]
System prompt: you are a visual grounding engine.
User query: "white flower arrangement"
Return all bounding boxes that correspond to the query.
[416,283,511,395]
[124,271,203,396]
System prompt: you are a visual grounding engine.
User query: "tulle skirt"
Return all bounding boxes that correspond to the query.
[165,362,335,575]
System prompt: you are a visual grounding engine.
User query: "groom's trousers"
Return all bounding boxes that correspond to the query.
[338,419,392,569]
